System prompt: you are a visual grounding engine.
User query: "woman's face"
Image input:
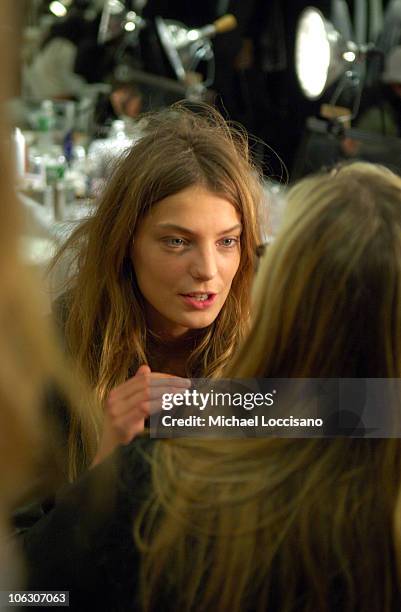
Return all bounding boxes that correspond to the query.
[132,185,242,338]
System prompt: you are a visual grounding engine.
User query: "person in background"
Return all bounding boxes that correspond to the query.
[50,104,263,476]
[93,80,143,130]
[109,82,143,119]
[23,162,401,611]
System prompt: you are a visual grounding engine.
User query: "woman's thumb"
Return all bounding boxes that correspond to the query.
[135,364,151,377]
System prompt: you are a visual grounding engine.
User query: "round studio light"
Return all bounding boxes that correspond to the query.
[295,8,331,99]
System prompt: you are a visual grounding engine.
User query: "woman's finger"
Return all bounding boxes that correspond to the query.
[107,383,191,419]
[108,375,190,403]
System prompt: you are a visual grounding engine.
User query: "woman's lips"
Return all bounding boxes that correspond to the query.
[180,293,217,310]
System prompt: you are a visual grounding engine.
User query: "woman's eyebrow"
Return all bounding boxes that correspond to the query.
[217,224,242,236]
[155,223,242,235]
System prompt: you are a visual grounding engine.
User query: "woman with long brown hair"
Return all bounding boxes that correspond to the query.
[53,104,262,473]
[25,162,401,611]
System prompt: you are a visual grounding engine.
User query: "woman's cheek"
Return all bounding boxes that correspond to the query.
[224,252,241,280]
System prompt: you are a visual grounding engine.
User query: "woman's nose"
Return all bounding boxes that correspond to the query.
[189,246,218,281]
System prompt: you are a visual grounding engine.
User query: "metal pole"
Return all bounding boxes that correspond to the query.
[369,0,383,41]
[331,0,354,40]
[355,0,368,44]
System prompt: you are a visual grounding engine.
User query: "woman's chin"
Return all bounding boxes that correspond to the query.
[179,311,219,330]
[161,314,217,337]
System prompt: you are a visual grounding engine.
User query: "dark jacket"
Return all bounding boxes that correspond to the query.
[23,437,153,612]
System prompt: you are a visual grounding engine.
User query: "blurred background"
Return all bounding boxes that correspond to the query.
[6,1,401,280]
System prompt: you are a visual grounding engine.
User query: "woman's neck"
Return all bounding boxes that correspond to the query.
[147,331,201,377]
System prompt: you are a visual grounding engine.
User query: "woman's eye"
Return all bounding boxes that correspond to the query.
[164,238,187,248]
[218,237,240,248]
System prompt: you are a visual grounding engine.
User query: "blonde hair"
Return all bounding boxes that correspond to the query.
[0,1,46,507]
[232,161,401,377]
[0,2,94,490]
[53,104,262,469]
[136,162,401,612]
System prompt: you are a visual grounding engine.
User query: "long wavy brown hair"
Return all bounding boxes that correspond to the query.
[136,163,401,612]
[53,104,262,471]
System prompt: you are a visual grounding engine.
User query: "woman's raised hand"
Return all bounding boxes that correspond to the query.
[93,365,190,465]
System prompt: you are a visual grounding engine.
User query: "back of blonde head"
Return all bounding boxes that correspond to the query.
[233,162,401,378]
[136,163,401,612]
